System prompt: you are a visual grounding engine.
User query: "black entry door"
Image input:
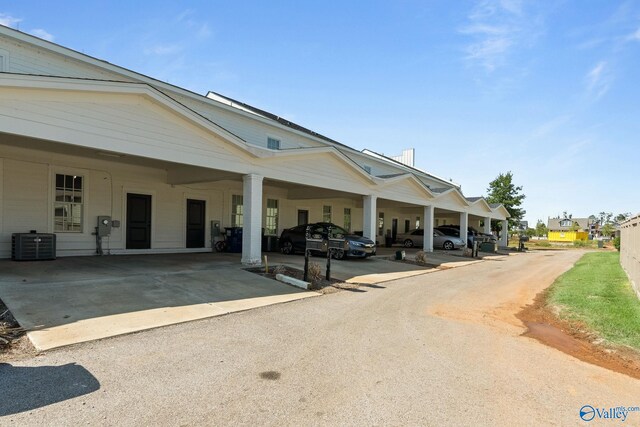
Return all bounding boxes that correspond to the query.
[297,210,309,225]
[186,199,206,248]
[126,193,151,249]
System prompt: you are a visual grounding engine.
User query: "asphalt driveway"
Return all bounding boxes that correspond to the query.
[0,250,504,351]
[3,250,637,425]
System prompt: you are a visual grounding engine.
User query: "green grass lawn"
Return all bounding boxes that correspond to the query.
[548,252,640,350]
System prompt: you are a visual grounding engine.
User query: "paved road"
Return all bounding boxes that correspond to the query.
[2,251,639,426]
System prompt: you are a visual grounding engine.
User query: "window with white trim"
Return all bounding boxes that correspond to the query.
[231,195,243,227]
[54,174,83,232]
[378,212,385,236]
[323,205,332,222]
[267,137,281,150]
[265,199,279,235]
[344,208,352,232]
[415,216,420,229]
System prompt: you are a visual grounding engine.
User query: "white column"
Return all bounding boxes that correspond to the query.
[500,220,509,247]
[459,212,468,247]
[423,205,434,252]
[241,174,263,265]
[363,195,377,242]
[483,217,491,235]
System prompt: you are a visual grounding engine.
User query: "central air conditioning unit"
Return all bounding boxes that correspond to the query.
[11,233,57,261]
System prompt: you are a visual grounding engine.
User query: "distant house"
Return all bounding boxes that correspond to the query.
[547,217,593,242]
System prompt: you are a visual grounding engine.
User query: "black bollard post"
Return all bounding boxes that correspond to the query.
[304,249,309,282]
[326,249,331,281]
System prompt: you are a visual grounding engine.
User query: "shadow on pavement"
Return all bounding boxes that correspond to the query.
[360,284,387,289]
[0,362,100,416]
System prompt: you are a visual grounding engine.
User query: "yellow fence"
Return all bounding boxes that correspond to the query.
[620,215,640,299]
[548,231,589,242]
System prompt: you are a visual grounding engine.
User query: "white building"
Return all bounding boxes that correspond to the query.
[0,26,509,264]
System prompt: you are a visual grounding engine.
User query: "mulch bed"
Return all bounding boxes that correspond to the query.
[0,298,36,361]
[245,265,360,294]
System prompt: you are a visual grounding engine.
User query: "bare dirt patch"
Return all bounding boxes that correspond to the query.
[517,289,640,380]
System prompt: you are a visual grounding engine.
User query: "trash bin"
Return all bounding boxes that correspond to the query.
[597,240,604,248]
[395,250,405,260]
[480,242,497,253]
[226,227,243,253]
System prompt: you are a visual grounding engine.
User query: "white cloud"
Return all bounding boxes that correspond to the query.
[460,0,541,72]
[30,28,54,42]
[585,61,612,100]
[0,13,22,28]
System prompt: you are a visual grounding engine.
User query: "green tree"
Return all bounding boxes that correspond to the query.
[615,213,631,223]
[601,222,615,238]
[486,171,526,230]
[535,220,548,237]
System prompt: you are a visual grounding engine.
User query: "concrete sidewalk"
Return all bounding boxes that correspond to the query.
[0,254,317,350]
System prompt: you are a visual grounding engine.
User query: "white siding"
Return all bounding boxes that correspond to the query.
[376,179,432,206]
[170,93,326,150]
[0,144,225,257]
[2,159,49,234]
[0,88,257,175]
[0,37,132,81]
[260,152,372,195]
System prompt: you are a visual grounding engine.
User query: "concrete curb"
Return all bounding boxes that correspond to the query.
[276,274,311,290]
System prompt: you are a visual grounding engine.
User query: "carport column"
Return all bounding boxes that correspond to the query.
[483,217,492,235]
[363,195,377,242]
[423,205,434,252]
[459,212,468,246]
[500,220,509,247]
[242,174,263,265]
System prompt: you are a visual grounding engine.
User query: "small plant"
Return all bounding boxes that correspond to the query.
[537,240,551,247]
[614,236,621,251]
[415,251,428,265]
[307,262,323,289]
[273,264,287,275]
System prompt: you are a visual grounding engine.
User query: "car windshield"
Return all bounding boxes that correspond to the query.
[328,225,348,237]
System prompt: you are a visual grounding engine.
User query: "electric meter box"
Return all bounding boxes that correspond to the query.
[211,220,221,237]
[97,216,112,237]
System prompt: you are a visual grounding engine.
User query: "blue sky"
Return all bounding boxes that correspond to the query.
[1,1,638,224]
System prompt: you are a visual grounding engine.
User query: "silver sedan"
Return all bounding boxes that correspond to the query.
[396,229,466,250]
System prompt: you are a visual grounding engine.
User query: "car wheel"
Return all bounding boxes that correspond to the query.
[332,249,346,260]
[403,239,414,248]
[443,241,454,250]
[281,240,294,255]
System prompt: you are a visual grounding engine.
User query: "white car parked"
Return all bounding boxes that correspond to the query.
[396,229,466,250]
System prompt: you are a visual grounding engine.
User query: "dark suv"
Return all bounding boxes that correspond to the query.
[279,223,376,259]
